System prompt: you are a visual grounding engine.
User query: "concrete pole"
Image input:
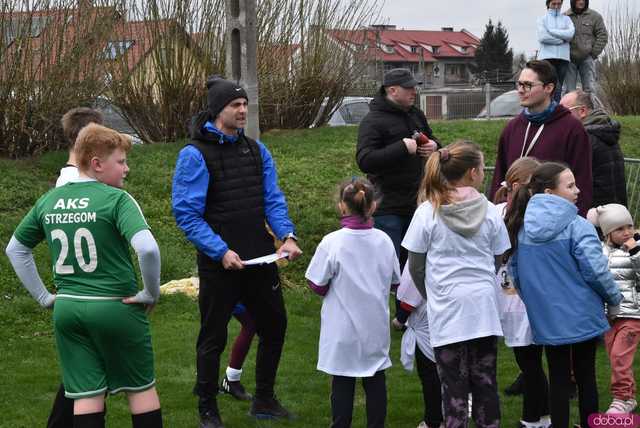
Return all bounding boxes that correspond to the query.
[485,82,492,119]
[225,0,260,140]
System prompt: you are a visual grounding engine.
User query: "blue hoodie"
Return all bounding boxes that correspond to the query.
[510,194,621,345]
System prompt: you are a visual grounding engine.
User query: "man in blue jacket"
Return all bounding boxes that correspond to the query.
[172,76,302,428]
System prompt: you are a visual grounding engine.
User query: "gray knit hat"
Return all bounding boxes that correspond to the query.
[587,204,633,236]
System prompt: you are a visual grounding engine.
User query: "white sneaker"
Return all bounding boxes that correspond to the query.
[416,422,428,428]
[606,398,638,414]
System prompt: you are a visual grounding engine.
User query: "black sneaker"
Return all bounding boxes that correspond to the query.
[504,373,524,396]
[219,375,252,401]
[250,396,293,420]
[200,410,224,428]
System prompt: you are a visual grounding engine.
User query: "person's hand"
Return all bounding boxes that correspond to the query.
[121,299,156,314]
[403,138,417,155]
[278,239,302,261]
[123,290,158,314]
[607,304,620,323]
[222,250,244,270]
[623,237,637,251]
[417,139,437,158]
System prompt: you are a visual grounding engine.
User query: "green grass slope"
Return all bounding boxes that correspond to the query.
[1,117,639,426]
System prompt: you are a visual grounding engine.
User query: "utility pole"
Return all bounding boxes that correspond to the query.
[225,0,259,139]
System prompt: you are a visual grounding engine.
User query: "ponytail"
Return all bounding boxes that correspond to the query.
[504,184,533,255]
[338,177,378,220]
[417,140,483,212]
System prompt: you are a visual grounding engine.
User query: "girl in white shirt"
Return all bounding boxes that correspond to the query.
[402,141,511,428]
[306,177,400,428]
[495,157,551,428]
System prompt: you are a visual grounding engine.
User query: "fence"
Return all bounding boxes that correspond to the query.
[420,83,514,121]
[482,158,640,220]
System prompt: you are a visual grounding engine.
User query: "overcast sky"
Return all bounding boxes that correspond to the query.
[377,0,627,58]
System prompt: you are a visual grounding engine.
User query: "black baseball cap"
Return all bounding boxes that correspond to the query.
[382,68,421,87]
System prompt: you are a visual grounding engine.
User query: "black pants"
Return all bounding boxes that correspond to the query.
[416,346,443,427]
[545,338,598,428]
[546,58,570,102]
[47,383,74,428]
[513,345,549,422]
[331,371,386,428]
[195,263,287,415]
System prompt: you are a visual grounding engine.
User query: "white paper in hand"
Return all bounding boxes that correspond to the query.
[242,252,289,266]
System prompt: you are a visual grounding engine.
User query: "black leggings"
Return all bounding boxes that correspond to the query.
[545,338,598,428]
[331,371,386,428]
[415,346,443,427]
[513,345,549,422]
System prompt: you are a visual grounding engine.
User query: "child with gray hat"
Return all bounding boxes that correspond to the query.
[588,204,639,414]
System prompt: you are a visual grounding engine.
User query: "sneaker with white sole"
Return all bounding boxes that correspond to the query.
[606,398,638,414]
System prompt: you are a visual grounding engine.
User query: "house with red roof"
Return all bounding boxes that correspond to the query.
[1,2,206,91]
[328,25,480,88]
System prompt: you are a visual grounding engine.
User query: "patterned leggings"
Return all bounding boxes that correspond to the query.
[434,336,500,428]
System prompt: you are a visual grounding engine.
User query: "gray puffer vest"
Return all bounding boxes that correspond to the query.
[604,243,640,319]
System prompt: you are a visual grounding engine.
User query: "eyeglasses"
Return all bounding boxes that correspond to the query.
[515,81,545,92]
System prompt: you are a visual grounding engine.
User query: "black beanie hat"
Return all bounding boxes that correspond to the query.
[206,75,248,119]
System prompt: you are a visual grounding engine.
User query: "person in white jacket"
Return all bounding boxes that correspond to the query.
[537,0,575,102]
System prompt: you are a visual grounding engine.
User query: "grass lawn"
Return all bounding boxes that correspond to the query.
[1,118,639,427]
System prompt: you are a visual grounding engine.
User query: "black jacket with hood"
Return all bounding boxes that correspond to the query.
[583,109,627,207]
[356,93,437,216]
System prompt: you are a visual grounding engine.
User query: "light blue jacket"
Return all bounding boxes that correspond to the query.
[537,9,575,61]
[510,194,622,345]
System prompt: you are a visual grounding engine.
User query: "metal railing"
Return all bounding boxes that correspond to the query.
[482,158,640,220]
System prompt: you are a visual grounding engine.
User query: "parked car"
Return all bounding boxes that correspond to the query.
[311,96,373,127]
[476,89,605,119]
[476,90,522,119]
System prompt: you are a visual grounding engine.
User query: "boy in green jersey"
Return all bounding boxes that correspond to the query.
[6,124,163,428]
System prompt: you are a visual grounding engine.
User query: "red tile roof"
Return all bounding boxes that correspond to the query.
[328,28,479,63]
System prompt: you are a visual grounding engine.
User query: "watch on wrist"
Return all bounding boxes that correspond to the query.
[283,232,298,242]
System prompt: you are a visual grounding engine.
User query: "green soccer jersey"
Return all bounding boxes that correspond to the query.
[14,180,149,297]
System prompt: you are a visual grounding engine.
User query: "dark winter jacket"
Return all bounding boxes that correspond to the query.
[490,103,593,216]
[356,94,437,216]
[567,0,608,62]
[583,109,627,207]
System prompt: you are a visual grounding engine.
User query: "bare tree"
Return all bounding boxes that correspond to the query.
[599,0,640,115]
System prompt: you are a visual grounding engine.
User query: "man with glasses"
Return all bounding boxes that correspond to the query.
[489,60,592,215]
[561,90,626,207]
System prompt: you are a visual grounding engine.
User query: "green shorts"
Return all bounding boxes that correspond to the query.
[53,297,156,398]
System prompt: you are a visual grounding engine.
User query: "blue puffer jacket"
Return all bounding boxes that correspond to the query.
[510,194,622,345]
[537,9,575,61]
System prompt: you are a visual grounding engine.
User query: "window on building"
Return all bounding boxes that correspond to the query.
[103,40,134,59]
[432,46,440,54]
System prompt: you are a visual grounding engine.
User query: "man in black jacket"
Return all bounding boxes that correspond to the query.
[357,68,438,327]
[357,68,438,264]
[561,89,627,207]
